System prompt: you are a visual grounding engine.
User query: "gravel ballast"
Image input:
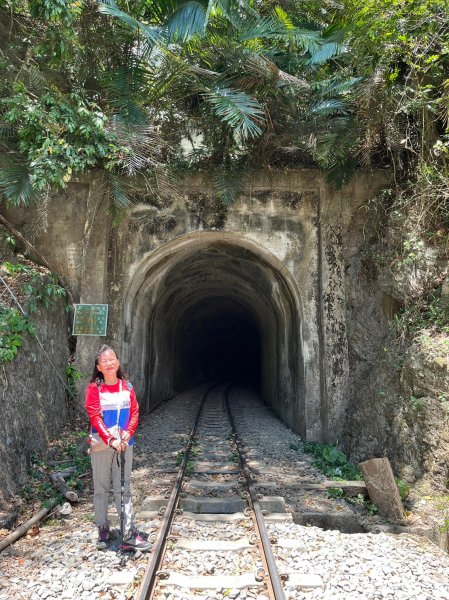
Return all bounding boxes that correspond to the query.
[0,384,448,599]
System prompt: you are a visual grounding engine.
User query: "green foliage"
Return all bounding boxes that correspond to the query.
[66,435,90,473]
[21,431,90,506]
[29,0,83,26]
[0,307,35,362]
[391,290,449,339]
[302,441,362,480]
[408,395,424,413]
[228,449,239,462]
[65,363,82,399]
[176,450,185,465]
[346,493,378,515]
[0,262,66,363]
[2,85,126,199]
[326,485,378,515]
[1,0,448,206]
[326,486,344,499]
[395,478,410,501]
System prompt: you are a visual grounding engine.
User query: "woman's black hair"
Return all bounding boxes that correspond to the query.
[90,344,127,383]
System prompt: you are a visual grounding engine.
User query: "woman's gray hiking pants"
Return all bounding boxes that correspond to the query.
[90,446,134,537]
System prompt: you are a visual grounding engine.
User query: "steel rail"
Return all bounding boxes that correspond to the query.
[135,382,219,600]
[224,385,287,600]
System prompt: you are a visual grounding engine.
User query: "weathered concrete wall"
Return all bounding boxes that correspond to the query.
[0,300,70,508]
[342,191,449,492]
[3,169,391,445]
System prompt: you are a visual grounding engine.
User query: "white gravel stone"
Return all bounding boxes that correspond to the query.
[2,385,449,600]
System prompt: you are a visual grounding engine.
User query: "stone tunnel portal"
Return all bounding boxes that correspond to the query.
[122,233,306,436]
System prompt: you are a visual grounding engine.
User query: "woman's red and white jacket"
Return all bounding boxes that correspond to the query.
[85,379,139,448]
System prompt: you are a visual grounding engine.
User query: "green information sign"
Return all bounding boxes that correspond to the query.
[72,304,109,336]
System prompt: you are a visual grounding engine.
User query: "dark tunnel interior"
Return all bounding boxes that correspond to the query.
[173,298,261,390]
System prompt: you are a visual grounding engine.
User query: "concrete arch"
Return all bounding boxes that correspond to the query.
[121,231,307,435]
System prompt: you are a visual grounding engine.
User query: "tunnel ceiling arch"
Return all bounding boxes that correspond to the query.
[122,232,306,435]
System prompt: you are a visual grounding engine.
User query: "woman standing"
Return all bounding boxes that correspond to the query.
[85,344,150,551]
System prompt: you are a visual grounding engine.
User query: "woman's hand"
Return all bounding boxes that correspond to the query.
[109,438,125,452]
[121,431,130,443]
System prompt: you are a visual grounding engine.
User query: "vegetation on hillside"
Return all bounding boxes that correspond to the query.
[0,0,447,200]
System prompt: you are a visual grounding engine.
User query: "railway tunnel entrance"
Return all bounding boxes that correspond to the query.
[122,232,306,436]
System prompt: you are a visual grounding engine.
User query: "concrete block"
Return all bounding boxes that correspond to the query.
[180,495,246,513]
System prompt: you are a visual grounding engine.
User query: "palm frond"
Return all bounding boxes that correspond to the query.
[308,42,346,65]
[203,87,265,139]
[274,6,294,30]
[310,99,350,116]
[97,1,163,48]
[0,123,14,141]
[288,28,322,55]
[237,16,282,42]
[314,117,356,168]
[313,77,363,97]
[103,62,149,126]
[164,0,209,42]
[144,167,183,203]
[110,123,169,176]
[0,159,40,206]
[214,47,308,93]
[234,11,321,57]
[213,0,258,18]
[19,65,48,95]
[106,173,132,223]
[213,166,247,205]
[326,158,357,189]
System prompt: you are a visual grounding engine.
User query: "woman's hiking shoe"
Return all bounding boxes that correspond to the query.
[121,532,151,552]
[96,524,110,550]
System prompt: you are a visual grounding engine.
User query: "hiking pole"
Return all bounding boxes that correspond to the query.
[120,447,125,549]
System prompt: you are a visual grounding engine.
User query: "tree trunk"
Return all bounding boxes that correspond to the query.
[49,472,79,502]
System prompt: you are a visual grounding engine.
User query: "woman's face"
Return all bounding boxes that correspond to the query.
[96,349,120,381]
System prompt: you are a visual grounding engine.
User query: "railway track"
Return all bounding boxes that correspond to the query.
[134,383,321,600]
